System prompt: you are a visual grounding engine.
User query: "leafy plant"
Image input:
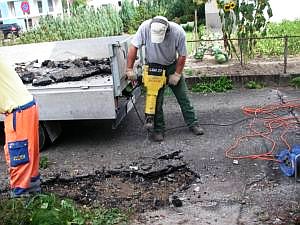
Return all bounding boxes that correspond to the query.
[216,0,273,62]
[184,68,193,76]
[192,76,233,93]
[193,46,206,60]
[290,77,300,88]
[245,80,264,89]
[211,44,228,64]
[39,156,49,169]
[213,76,233,92]
[181,21,195,32]
[0,194,129,225]
[192,82,214,93]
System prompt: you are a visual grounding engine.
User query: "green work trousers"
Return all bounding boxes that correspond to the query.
[153,63,198,132]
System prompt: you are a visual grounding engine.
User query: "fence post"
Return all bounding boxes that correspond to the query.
[0,31,4,46]
[239,38,243,67]
[283,36,288,74]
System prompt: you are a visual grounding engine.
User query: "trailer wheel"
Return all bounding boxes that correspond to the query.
[0,122,4,145]
[39,123,49,151]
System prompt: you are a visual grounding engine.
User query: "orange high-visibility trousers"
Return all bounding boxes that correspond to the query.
[4,100,40,196]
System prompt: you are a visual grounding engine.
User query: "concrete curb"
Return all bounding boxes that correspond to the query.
[184,73,300,88]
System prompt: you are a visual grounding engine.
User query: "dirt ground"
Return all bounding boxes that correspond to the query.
[185,56,300,76]
[1,55,300,224]
[1,86,300,225]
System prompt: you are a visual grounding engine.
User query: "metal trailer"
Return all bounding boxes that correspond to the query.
[0,35,141,148]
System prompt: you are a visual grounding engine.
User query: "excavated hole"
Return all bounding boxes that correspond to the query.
[40,150,199,212]
[42,167,196,213]
[0,150,198,212]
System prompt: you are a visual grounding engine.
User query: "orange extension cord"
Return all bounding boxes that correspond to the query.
[225,98,300,162]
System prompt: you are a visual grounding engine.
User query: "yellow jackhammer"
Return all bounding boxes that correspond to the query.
[142,64,166,129]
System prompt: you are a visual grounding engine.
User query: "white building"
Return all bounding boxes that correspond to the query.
[87,0,121,8]
[86,0,139,10]
[0,0,63,30]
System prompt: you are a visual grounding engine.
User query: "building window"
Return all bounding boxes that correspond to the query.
[38,0,43,13]
[7,1,16,17]
[24,18,33,29]
[0,9,3,24]
[48,0,54,12]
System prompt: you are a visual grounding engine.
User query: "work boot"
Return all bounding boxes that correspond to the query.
[10,190,30,198]
[189,124,204,135]
[152,131,164,142]
[28,179,41,195]
[145,116,154,129]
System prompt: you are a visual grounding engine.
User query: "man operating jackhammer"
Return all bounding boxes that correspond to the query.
[0,56,41,197]
[126,16,204,142]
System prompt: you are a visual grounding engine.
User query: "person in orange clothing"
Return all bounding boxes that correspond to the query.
[0,56,40,197]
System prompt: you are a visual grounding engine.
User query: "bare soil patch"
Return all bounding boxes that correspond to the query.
[186,56,300,76]
[41,168,196,213]
[0,151,197,214]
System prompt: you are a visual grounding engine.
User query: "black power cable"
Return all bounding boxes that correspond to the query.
[130,97,252,132]
[131,96,145,125]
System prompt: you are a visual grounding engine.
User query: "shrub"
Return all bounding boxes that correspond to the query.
[245,81,264,89]
[192,76,233,93]
[119,0,136,33]
[0,194,128,225]
[290,76,300,88]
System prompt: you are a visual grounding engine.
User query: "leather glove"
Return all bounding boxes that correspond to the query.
[168,72,181,86]
[125,68,136,81]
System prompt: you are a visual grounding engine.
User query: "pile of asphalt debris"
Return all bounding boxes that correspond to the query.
[14,57,112,86]
[0,150,197,212]
[41,150,197,212]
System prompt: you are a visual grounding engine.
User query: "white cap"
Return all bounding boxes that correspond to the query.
[150,16,169,43]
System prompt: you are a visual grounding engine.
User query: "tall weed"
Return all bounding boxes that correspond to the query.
[18,6,123,44]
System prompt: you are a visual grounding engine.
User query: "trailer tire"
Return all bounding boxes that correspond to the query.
[1,122,48,150]
[0,122,4,145]
[39,123,49,151]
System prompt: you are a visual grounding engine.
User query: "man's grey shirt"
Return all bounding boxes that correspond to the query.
[131,19,187,66]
